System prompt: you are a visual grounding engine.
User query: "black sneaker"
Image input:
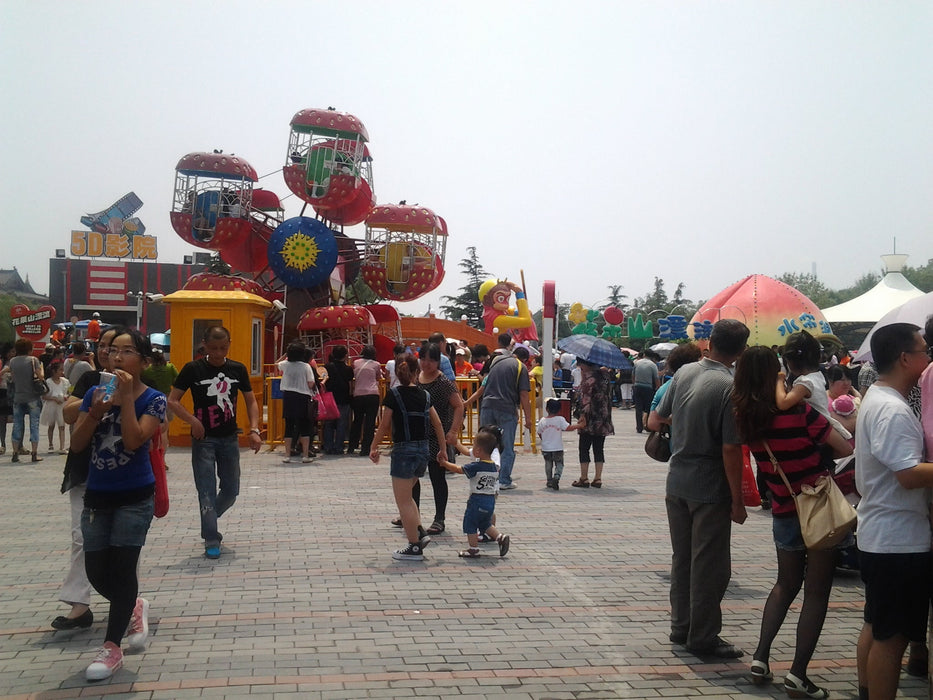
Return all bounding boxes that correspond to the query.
[392,543,423,561]
[552,479,560,490]
[417,526,431,550]
[546,480,555,489]
[497,534,510,557]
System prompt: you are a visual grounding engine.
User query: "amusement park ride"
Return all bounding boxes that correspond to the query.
[168,107,452,362]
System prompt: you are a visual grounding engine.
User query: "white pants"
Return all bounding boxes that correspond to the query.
[58,485,92,605]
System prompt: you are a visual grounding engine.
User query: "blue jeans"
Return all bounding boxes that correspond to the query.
[322,403,351,453]
[480,405,518,486]
[191,435,241,547]
[12,399,41,445]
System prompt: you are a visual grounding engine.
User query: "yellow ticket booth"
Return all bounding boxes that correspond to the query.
[159,289,272,447]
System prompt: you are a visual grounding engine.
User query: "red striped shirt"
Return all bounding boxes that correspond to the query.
[749,404,832,516]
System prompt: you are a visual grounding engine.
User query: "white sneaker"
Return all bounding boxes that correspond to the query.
[125,597,149,651]
[86,641,123,681]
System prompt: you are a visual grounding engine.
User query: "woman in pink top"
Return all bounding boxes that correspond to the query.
[921,317,933,461]
[347,345,386,456]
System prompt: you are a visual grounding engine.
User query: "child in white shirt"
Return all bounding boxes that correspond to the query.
[536,398,578,490]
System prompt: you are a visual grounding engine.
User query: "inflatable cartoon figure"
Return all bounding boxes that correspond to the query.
[479,278,538,342]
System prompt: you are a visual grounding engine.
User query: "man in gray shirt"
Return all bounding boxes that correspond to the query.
[655,319,749,658]
[632,352,660,433]
[479,345,532,490]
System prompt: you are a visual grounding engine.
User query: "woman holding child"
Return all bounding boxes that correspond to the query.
[732,346,852,699]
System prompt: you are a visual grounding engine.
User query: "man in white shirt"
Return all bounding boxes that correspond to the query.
[855,322,933,700]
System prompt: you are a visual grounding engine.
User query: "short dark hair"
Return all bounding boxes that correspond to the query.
[328,345,348,363]
[286,342,306,362]
[512,345,529,361]
[710,319,749,357]
[872,322,921,374]
[360,344,377,361]
[203,326,231,343]
[473,430,498,456]
[545,398,561,414]
[428,332,445,345]
[925,314,933,348]
[497,333,511,348]
[420,343,442,362]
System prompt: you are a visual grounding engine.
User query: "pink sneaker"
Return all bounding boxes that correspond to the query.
[125,597,149,651]
[85,641,123,681]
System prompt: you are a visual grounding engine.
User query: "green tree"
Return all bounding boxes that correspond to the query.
[440,247,490,328]
[902,258,933,293]
[344,276,379,306]
[777,272,835,308]
[0,292,31,345]
[599,284,629,311]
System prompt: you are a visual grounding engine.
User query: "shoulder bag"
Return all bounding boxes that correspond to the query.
[314,390,340,421]
[644,424,671,462]
[764,441,857,550]
[32,358,49,396]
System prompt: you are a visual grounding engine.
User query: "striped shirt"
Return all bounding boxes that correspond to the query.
[748,404,832,517]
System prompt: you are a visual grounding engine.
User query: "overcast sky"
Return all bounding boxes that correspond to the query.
[2,2,931,315]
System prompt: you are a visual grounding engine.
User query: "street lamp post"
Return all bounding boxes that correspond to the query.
[127,292,144,330]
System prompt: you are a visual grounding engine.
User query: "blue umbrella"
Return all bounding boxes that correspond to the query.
[557,335,632,370]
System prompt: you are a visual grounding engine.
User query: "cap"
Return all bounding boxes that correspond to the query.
[92,312,100,318]
[831,395,856,417]
[456,348,465,355]
[45,343,55,351]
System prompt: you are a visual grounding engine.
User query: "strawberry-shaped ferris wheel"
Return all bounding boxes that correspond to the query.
[168,107,449,344]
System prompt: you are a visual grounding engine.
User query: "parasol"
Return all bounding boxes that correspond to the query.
[557,335,632,370]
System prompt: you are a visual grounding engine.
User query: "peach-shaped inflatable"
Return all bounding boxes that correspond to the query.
[688,274,832,348]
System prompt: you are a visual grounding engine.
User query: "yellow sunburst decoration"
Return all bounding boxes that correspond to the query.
[281,233,320,271]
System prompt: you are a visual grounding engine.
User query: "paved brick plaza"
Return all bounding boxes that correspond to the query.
[0,424,927,699]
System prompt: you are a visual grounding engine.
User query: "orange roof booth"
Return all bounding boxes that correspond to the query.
[159,290,272,447]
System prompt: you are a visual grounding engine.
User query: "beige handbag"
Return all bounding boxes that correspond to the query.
[764,442,857,550]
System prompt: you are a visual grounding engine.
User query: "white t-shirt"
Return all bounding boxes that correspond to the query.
[855,384,930,553]
[537,415,569,452]
[560,352,575,370]
[795,370,852,439]
[277,360,316,396]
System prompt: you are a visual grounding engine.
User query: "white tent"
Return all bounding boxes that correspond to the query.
[821,254,925,323]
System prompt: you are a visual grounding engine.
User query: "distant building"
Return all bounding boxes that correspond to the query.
[0,268,48,305]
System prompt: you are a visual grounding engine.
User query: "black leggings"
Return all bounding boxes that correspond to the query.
[578,433,606,463]
[410,459,448,523]
[85,546,142,645]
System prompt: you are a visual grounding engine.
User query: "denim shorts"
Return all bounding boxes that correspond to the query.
[390,440,428,479]
[772,514,854,552]
[81,496,154,552]
[462,495,496,534]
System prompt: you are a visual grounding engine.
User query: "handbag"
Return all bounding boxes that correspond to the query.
[764,442,857,550]
[741,445,761,507]
[32,358,49,395]
[150,430,169,518]
[314,390,340,422]
[644,425,671,462]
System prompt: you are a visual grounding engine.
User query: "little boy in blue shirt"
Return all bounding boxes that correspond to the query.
[439,429,510,558]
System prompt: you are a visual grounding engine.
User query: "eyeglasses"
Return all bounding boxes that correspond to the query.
[904,348,933,360]
[110,348,141,358]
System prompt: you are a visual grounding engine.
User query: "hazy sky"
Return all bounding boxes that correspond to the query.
[2,2,931,315]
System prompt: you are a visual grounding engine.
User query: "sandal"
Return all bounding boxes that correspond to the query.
[590,480,602,488]
[478,532,494,543]
[390,518,403,528]
[426,521,445,535]
[458,549,481,558]
[750,660,772,685]
[783,672,827,699]
[572,479,590,488]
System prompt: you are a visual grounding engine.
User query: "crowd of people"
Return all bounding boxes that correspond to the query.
[6,314,933,697]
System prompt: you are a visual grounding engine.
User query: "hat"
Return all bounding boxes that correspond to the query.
[831,395,856,417]
[456,348,465,355]
[92,312,100,318]
[45,343,55,351]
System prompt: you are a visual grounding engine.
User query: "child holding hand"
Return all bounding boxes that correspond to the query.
[438,429,510,558]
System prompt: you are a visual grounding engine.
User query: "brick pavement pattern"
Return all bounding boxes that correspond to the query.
[0,426,928,699]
